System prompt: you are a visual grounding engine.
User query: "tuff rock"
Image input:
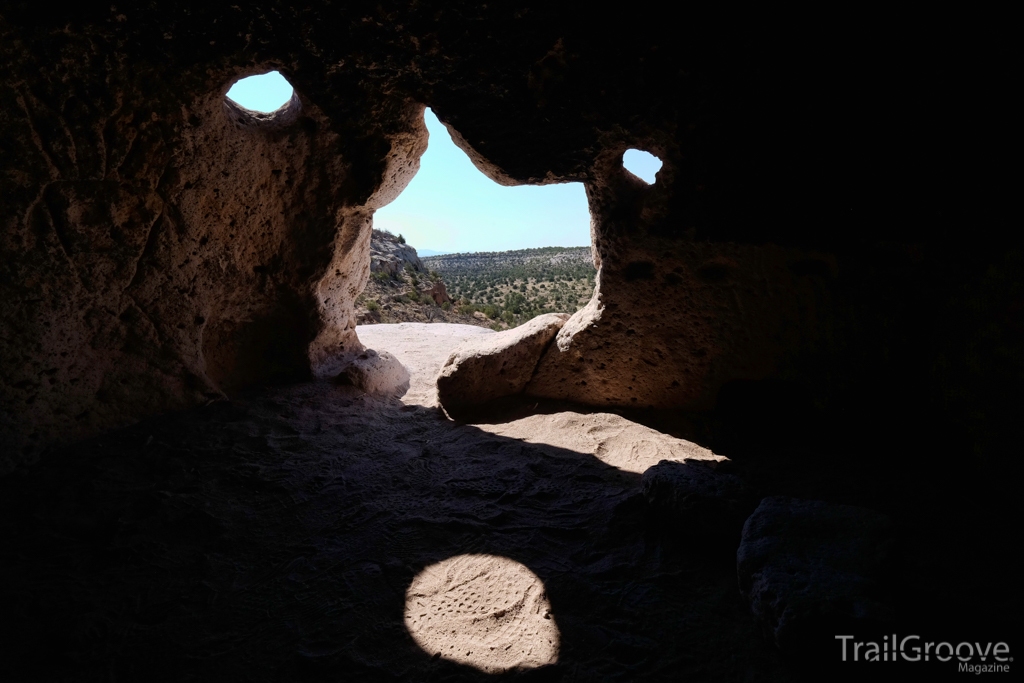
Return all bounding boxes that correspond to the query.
[437,313,569,418]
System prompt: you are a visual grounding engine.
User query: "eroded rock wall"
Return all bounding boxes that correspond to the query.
[0,10,426,471]
[527,150,839,410]
[1,5,1015,478]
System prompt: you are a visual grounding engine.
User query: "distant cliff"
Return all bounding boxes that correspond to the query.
[422,246,593,272]
[358,231,472,327]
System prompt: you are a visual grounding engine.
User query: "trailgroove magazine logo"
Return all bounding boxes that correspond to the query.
[836,635,1012,673]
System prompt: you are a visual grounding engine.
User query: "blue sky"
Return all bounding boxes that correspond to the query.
[225,71,295,112]
[226,72,661,255]
[374,109,591,254]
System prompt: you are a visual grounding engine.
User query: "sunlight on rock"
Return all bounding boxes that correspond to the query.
[404,554,559,673]
[479,411,727,474]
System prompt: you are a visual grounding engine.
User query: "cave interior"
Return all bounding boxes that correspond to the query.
[0,4,1019,681]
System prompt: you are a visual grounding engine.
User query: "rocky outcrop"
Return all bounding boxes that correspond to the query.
[424,279,451,306]
[369,230,425,277]
[737,497,894,654]
[436,313,569,418]
[356,233,461,326]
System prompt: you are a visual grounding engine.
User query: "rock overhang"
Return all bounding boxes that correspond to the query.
[0,4,1013,479]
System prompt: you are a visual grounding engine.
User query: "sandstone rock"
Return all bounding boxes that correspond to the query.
[436,313,569,418]
[336,349,410,398]
[641,459,751,536]
[737,497,894,654]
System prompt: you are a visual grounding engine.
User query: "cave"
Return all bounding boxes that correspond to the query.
[0,4,1018,681]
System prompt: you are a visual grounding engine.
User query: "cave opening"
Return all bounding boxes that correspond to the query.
[1,11,1015,680]
[374,108,591,255]
[357,107,598,331]
[224,71,295,113]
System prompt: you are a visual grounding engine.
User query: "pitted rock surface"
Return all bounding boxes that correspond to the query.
[437,313,569,419]
[1,5,1012,482]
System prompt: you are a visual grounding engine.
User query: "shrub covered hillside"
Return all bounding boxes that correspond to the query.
[357,231,597,329]
[423,247,597,328]
[356,230,482,327]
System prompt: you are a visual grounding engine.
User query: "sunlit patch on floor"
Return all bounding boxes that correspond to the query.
[478,411,727,474]
[404,554,559,673]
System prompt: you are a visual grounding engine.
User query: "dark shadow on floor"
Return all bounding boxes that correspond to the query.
[0,381,785,682]
[1,378,1018,681]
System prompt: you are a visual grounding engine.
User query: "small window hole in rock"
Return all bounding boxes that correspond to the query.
[622,148,662,184]
[225,71,295,113]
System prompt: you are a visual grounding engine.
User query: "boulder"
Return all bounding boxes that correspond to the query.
[337,349,410,398]
[641,459,751,536]
[737,497,894,654]
[436,313,569,418]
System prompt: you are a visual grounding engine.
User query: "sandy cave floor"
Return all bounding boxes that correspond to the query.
[1,323,1016,681]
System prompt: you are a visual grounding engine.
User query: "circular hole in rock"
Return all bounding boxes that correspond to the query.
[622,148,663,184]
[225,71,295,113]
